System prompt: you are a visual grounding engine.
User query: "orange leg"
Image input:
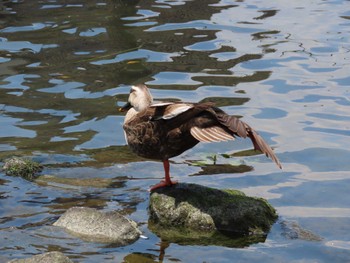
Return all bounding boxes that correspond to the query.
[150,160,178,191]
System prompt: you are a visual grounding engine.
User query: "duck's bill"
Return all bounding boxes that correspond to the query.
[118,102,132,112]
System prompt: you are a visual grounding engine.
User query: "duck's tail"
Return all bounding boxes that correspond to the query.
[216,111,282,169]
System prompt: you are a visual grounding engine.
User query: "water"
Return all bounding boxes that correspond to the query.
[1,0,350,262]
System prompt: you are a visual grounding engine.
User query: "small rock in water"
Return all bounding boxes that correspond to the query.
[54,207,141,245]
[8,251,73,263]
[2,157,42,180]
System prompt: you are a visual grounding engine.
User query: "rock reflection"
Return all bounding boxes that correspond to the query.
[148,221,266,248]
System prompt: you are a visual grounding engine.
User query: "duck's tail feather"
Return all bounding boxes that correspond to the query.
[216,112,282,169]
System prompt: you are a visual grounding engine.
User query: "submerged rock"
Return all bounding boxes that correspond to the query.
[35,174,125,189]
[280,220,323,241]
[149,183,277,245]
[123,253,158,263]
[8,251,73,263]
[53,207,141,245]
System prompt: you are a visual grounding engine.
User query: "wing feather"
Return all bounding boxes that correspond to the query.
[151,103,194,120]
[214,110,282,168]
[190,126,235,143]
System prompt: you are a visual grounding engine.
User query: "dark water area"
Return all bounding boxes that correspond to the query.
[1,0,350,262]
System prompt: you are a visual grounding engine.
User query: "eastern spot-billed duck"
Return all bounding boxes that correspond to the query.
[119,84,282,191]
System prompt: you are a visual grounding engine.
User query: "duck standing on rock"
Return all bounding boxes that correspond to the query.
[119,84,282,191]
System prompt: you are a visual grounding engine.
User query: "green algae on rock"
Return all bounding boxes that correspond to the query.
[149,183,277,244]
[190,163,253,176]
[2,157,42,180]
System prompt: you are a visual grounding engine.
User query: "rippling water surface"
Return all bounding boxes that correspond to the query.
[1,0,350,262]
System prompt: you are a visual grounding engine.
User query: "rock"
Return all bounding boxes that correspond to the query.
[149,183,277,240]
[189,163,253,176]
[53,207,141,245]
[280,220,323,241]
[123,253,158,263]
[2,157,42,180]
[7,251,73,263]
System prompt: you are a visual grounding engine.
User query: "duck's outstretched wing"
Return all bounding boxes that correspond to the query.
[181,105,281,169]
[147,102,281,169]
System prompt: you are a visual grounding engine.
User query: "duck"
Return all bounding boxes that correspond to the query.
[119,84,282,191]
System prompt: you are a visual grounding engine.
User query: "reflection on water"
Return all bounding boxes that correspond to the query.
[1,0,350,262]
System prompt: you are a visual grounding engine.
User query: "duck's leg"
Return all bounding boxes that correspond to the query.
[150,160,178,191]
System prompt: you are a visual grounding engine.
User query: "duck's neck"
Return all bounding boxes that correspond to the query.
[125,89,153,123]
[124,108,137,124]
[134,92,153,112]
[134,100,151,112]
[124,98,153,124]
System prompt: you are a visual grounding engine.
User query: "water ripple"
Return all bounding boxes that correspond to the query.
[1,0,350,262]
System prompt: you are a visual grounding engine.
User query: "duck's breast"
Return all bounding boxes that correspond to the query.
[123,110,200,160]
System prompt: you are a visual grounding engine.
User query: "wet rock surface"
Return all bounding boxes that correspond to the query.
[53,207,141,245]
[149,183,277,245]
[8,251,73,263]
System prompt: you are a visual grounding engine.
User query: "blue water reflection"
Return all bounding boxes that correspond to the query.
[1,0,350,262]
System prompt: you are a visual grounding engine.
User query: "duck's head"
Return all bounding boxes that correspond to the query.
[119,84,153,112]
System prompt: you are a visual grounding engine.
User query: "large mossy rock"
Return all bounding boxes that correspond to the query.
[149,183,277,246]
[53,207,141,245]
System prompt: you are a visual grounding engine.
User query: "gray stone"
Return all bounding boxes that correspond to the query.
[7,251,73,263]
[281,220,323,241]
[53,207,141,245]
[149,183,277,239]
